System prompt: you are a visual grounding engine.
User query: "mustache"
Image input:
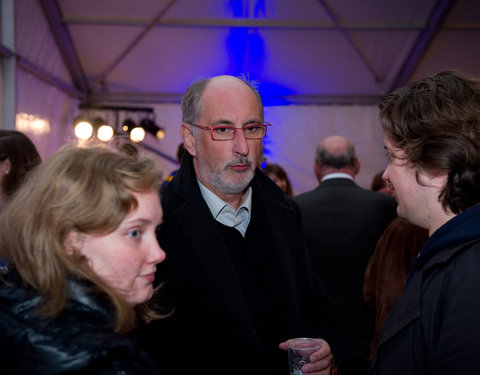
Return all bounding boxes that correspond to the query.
[225,157,253,168]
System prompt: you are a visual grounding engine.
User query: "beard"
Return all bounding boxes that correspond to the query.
[196,155,256,195]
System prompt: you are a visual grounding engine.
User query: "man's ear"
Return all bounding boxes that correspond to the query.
[181,123,197,157]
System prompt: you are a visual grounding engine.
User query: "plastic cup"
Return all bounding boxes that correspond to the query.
[286,338,323,375]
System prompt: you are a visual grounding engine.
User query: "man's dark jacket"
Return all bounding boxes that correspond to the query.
[294,177,397,373]
[137,153,337,375]
[370,204,480,375]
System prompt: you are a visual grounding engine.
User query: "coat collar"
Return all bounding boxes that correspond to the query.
[371,237,480,368]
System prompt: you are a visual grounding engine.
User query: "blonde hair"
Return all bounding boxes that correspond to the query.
[0,143,163,333]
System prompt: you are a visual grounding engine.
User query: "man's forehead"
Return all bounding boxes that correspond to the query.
[200,83,261,120]
[203,77,254,99]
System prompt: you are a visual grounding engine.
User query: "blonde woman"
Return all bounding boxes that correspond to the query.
[0,144,166,374]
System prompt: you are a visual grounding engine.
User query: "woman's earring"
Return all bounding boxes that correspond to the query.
[5,170,9,175]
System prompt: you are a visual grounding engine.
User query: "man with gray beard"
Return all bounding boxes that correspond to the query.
[137,75,338,375]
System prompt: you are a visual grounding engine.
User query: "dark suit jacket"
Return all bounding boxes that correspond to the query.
[137,153,337,375]
[294,177,397,372]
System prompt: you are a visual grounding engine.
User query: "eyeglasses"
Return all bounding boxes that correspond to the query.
[189,122,271,141]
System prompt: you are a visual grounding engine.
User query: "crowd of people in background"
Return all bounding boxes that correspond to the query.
[1,69,480,375]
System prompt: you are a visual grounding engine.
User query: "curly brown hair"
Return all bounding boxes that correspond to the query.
[380,70,480,214]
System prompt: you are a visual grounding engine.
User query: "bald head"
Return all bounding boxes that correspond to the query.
[314,135,360,181]
[181,75,264,125]
[209,75,247,87]
[320,135,352,155]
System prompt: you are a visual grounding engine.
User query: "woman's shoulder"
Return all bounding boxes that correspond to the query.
[0,283,160,374]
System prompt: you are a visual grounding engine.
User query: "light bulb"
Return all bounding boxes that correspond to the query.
[74,121,93,140]
[97,125,114,142]
[130,127,145,142]
[156,128,166,140]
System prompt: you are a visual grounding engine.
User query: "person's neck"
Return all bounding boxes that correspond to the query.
[428,210,457,237]
[320,171,354,183]
[317,166,356,182]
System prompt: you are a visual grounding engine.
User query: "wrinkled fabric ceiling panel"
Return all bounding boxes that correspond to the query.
[33,0,480,105]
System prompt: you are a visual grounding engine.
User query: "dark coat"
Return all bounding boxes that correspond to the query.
[370,205,480,375]
[0,271,162,375]
[294,178,397,372]
[137,153,337,375]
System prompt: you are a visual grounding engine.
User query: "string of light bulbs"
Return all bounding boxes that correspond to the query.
[73,105,165,143]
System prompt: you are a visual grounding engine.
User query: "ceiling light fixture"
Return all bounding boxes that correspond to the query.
[74,105,165,143]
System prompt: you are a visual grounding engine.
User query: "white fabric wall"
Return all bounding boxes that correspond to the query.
[265,104,386,194]
[15,69,77,159]
[11,75,386,193]
[150,102,386,195]
[12,0,77,159]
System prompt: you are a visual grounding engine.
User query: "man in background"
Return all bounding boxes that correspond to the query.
[138,75,338,375]
[294,135,397,375]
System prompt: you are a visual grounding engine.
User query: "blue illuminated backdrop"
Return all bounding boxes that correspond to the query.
[224,0,294,165]
[224,0,295,106]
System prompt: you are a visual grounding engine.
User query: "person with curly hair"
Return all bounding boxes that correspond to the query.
[370,70,480,374]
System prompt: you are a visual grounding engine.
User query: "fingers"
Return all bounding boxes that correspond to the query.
[303,339,332,375]
[302,353,332,375]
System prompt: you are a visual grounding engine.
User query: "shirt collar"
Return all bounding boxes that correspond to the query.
[321,172,354,182]
[197,179,252,219]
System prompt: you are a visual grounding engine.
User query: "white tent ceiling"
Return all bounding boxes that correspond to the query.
[36,0,480,106]
[2,0,480,193]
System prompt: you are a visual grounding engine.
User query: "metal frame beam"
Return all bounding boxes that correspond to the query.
[61,16,478,31]
[317,0,384,90]
[93,0,176,86]
[62,16,430,30]
[1,0,15,130]
[0,42,83,99]
[38,0,90,98]
[389,0,454,91]
[88,91,382,106]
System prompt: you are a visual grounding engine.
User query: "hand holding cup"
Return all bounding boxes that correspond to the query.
[287,338,323,375]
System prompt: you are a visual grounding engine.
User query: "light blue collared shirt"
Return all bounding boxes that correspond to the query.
[198,180,252,237]
[321,172,354,182]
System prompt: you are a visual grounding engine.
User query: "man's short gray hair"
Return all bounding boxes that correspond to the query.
[315,142,357,169]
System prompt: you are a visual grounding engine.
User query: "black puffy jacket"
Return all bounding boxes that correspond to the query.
[0,271,163,374]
